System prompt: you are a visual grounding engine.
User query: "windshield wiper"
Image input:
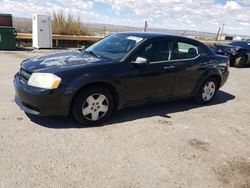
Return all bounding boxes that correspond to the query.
[84,50,100,58]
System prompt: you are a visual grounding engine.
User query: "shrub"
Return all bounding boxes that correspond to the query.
[52,12,84,35]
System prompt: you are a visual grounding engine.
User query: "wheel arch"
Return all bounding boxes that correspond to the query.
[192,70,222,96]
[241,53,248,62]
[69,81,121,115]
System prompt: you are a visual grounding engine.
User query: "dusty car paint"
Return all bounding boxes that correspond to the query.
[14,32,229,118]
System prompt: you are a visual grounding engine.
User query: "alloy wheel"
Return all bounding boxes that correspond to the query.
[202,81,216,101]
[82,93,109,121]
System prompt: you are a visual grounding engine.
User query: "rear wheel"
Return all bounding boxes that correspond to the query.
[234,54,247,68]
[195,78,219,104]
[72,86,114,126]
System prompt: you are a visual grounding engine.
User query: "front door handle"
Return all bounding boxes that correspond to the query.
[199,62,209,66]
[164,65,176,70]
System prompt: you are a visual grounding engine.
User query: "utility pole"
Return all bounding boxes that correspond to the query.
[182,30,188,36]
[144,20,148,32]
[103,25,106,36]
[220,24,225,41]
[216,27,221,41]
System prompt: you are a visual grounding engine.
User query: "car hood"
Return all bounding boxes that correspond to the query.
[21,50,107,72]
[214,44,242,49]
[213,44,241,54]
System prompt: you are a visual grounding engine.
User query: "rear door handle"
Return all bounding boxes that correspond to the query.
[164,65,176,70]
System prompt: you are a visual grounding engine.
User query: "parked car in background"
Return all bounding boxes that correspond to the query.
[14,32,229,126]
[213,41,250,67]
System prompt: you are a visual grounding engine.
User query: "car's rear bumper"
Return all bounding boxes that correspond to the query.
[14,73,72,116]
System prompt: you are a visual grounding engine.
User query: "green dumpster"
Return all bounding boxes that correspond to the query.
[0,26,16,50]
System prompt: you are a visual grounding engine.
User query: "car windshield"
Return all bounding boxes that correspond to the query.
[85,34,144,60]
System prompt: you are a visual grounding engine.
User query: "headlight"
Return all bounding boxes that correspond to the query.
[230,48,237,52]
[27,73,62,89]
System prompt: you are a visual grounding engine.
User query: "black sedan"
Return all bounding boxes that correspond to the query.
[213,41,250,67]
[14,32,229,126]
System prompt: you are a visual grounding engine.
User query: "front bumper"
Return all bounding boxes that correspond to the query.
[14,73,72,116]
[221,70,229,88]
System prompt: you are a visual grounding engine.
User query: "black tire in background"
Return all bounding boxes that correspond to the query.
[234,54,247,68]
[195,77,219,105]
[72,86,115,126]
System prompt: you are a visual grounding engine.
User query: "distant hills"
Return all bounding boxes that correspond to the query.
[76,22,218,40]
[13,17,249,39]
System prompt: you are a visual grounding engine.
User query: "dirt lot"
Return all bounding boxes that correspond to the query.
[0,50,250,188]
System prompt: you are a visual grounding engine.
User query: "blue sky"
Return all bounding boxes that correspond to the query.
[0,0,250,35]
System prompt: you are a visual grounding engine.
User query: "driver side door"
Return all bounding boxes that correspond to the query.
[122,39,177,104]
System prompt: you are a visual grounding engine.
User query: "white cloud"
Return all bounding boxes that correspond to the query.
[0,0,94,17]
[94,0,250,35]
[224,1,241,9]
[236,0,250,5]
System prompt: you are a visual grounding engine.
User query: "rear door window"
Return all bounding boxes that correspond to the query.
[174,42,200,60]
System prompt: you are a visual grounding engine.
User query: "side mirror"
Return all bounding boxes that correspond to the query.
[132,57,148,65]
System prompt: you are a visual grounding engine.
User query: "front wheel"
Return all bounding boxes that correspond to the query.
[72,86,114,126]
[195,78,218,104]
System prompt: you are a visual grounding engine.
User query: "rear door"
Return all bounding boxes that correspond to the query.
[171,40,209,96]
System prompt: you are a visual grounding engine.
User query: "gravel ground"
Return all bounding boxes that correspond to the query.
[0,50,250,188]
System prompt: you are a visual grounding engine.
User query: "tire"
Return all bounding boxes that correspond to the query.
[195,77,219,105]
[72,86,115,126]
[234,54,247,68]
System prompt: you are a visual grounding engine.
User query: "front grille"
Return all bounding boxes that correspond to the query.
[19,68,31,84]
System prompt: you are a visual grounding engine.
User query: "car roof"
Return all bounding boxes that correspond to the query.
[117,32,173,38]
[230,41,250,45]
[117,32,197,41]
[229,41,250,47]
[116,32,215,56]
